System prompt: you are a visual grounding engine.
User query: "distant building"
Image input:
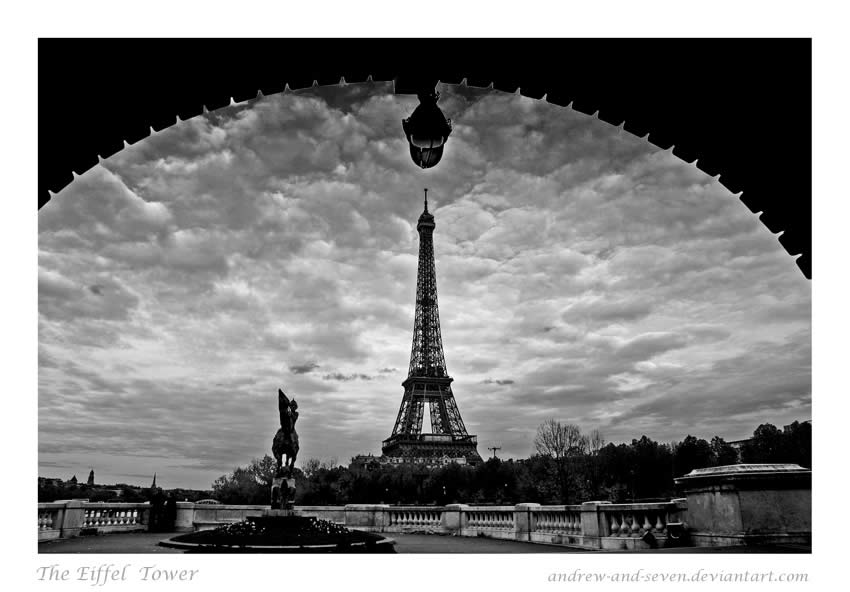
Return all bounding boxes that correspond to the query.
[69,475,77,484]
[87,470,95,486]
[784,420,811,434]
[38,477,64,487]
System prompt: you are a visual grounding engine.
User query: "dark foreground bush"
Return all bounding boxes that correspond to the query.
[168,516,393,553]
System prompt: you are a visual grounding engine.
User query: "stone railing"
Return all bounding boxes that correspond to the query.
[387,506,443,530]
[38,465,811,549]
[82,504,145,531]
[37,499,682,549]
[38,501,150,541]
[38,502,67,541]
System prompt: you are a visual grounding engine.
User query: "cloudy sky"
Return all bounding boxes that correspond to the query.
[38,82,810,489]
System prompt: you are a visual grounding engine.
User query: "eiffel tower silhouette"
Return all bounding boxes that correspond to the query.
[382,189,482,464]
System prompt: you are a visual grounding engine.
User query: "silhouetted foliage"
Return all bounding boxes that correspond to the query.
[196,419,810,506]
[673,435,714,478]
[741,422,811,468]
[41,420,811,505]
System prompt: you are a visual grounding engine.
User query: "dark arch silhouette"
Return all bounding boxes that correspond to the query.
[38,39,810,278]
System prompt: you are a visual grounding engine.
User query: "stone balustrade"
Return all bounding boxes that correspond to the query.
[82,505,144,530]
[37,501,150,541]
[37,465,810,550]
[387,506,443,529]
[466,506,515,530]
[532,505,583,534]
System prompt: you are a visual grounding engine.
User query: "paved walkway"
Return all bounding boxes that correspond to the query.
[38,532,808,554]
[38,532,588,554]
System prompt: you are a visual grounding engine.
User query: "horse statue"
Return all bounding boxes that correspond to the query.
[272,388,300,477]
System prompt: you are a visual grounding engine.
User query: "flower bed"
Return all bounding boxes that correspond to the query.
[163,516,394,553]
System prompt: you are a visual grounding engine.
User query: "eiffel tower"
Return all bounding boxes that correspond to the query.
[382,189,482,465]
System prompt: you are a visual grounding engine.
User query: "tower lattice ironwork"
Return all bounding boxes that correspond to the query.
[382,189,482,464]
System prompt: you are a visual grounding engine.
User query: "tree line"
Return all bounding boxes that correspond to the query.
[207,419,811,506]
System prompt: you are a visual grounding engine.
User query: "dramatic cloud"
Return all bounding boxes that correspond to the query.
[38,83,810,488]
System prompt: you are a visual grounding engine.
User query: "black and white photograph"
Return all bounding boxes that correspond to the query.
[19,25,838,590]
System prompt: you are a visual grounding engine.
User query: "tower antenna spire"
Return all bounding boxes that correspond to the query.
[424,188,428,212]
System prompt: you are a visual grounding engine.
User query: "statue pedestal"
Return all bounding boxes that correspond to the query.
[262,509,297,518]
[270,477,297,511]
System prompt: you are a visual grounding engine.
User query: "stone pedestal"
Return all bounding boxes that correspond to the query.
[579,501,613,548]
[262,508,297,518]
[675,463,811,547]
[343,504,390,531]
[441,503,469,533]
[174,502,196,532]
[59,500,84,538]
[271,477,296,510]
[513,503,540,541]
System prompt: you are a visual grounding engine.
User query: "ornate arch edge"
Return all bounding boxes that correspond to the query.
[38,76,810,280]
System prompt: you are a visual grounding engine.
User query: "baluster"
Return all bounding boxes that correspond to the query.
[656,514,665,533]
[642,514,652,534]
[619,514,630,536]
[610,514,619,536]
[630,513,641,535]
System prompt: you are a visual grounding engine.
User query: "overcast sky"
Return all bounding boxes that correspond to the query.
[38,82,810,489]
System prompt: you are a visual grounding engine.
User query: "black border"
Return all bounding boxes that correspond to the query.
[38,39,811,278]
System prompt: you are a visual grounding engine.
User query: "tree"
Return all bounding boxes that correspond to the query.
[534,420,585,459]
[784,421,812,468]
[212,466,267,505]
[710,436,739,466]
[741,423,784,464]
[630,436,674,500]
[673,435,713,477]
[534,420,585,503]
[87,470,95,487]
[583,429,606,500]
[587,429,606,455]
[249,455,277,488]
[302,458,322,478]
